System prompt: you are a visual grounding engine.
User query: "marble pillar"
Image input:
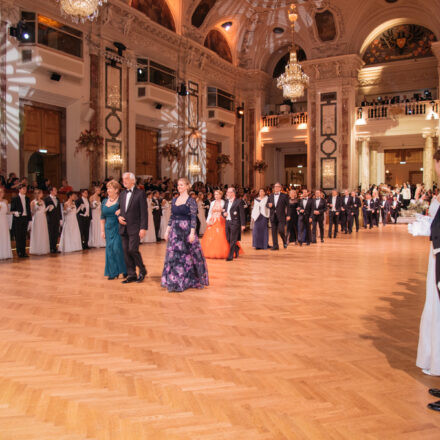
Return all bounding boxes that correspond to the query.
[423,133,435,189]
[369,146,377,186]
[360,137,370,190]
[377,150,385,184]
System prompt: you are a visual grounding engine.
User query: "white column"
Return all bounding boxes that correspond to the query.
[423,133,435,190]
[360,137,370,191]
[377,150,385,184]
[369,147,377,186]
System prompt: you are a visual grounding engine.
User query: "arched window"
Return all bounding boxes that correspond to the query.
[204,30,232,63]
[191,0,216,28]
[363,24,436,65]
[130,0,175,32]
[273,48,307,78]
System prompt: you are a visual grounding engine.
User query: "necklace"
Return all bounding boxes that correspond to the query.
[108,197,117,203]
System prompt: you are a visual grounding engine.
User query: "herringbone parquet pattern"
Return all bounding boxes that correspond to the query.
[0,226,439,439]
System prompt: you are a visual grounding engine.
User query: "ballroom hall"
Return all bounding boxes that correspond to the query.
[1,0,440,439]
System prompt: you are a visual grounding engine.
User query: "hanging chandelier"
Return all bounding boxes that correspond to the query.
[58,0,107,23]
[277,4,309,101]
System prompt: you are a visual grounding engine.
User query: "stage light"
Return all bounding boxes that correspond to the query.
[221,22,232,31]
[236,106,244,118]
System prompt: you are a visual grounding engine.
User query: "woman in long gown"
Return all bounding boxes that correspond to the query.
[417,155,440,375]
[89,185,105,248]
[59,192,82,253]
[159,193,171,239]
[162,177,209,292]
[287,189,299,244]
[201,190,231,259]
[252,189,269,250]
[101,180,126,280]
[0,187,12,260]
[29,189,50,255]
[197,192,207,236]
[142,191,157,243]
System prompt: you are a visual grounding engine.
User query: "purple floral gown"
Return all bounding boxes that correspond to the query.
[161,197,209,292]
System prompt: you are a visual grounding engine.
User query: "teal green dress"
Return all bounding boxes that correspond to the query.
[101,199,127,278]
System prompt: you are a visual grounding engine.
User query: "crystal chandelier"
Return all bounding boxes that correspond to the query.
[58,0,107,23]
[277,4,309,101]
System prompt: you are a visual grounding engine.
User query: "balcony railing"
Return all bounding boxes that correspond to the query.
[262,112,308,128]
[357,100,440,121]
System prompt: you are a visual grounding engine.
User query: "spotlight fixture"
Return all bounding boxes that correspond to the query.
[273,27,284,34]
[9,20,31,42]
[155,103,162,110]
[50,72,61,82]
[219,122,225,127]
[236,105,244,118]
[177,82,189,96]
[113,42,126,56]
[221,21,232,31]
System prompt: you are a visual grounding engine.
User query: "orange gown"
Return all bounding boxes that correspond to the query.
[201,200,243,259]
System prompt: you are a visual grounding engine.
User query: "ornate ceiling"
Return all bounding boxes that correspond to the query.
[178,0,440,72]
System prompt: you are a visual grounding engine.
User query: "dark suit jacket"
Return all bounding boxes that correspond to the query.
[371,198,381,212]
[431,207,440,252]
[44,195,62,223]
[389,201,402,212]
[350,196,361,213]
[224,198,246,227]
[297,198,313,218]
[75,197,91,218]
[10,195,32,224]
[327,195,342,213]
[267,193,289,223]
[118,187,148,235]
[311,198,327,219]
[341,196,353,213]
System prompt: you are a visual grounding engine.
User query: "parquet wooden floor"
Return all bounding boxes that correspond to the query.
[0,225,439,439]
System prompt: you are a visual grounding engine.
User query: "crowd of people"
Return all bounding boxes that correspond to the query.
[0,171,434,263]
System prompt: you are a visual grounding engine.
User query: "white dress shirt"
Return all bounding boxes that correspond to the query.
[125,188,133,211]
[50,195,58,207]
[302,198,308,208]
[19,193,27,216]
[274,193,280,207]
[332,196,337,211]
[226,198,235,221]
[344,196,349,204]
[316,199,321,209]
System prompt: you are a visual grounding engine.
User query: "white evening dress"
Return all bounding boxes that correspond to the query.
[142,199,156,243]
[59,204,82,253]
[0,200,12,260]
[197,200,207,235]
[159,200,171,239]
[29,201,50,255]
[88,200,106,248]
[416,197,440,375]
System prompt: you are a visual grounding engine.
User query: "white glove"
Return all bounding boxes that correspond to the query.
[49,205,54,211]
[80,204,85,210]
[13,211,20,217]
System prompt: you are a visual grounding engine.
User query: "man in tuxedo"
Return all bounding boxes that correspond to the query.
[297,189,313,245]
[363,193,374,229]
[118,172,148,283]
[389,196,401,223]
[349,191,361,233]
[327,189,341,238]
[311,190,327,243]
[10,184,32,258]
[380,195,391,226]
[223,187,246,261]
[151,190,162,241]
[266,182,289,250]
[340,189,353,234]
[371,191,381,227]
[76,189,91,250]
[44,186,62,253]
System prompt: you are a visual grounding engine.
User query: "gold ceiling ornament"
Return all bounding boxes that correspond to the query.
[277,3,309,101]
[58,0,107,23]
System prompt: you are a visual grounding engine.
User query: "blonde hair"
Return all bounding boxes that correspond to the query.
[214,189,223,197]
[107,179,121,193]
[178,177,191,189]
